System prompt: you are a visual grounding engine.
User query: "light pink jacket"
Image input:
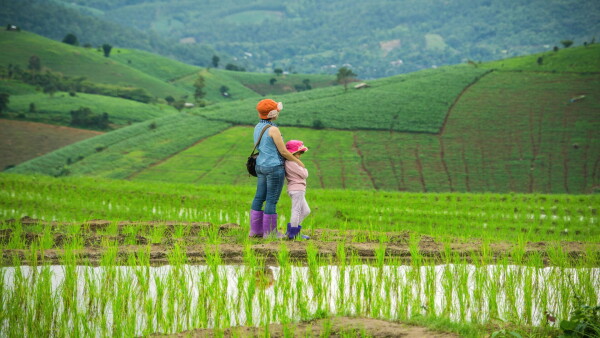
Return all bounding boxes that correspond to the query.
[285,160,308,191]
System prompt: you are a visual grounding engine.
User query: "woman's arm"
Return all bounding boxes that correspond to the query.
[270,126,305,168]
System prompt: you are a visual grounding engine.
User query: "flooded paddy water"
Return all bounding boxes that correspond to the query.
[1,263,598,336]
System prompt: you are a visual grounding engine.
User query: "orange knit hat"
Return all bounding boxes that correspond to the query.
[256,99,283,119]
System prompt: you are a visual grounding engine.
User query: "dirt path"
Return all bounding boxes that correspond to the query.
[436,70,493,136]
[2,218,596,266]
[152,317,459,337]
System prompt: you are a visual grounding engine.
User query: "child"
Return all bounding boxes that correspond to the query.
[284,140,311,240]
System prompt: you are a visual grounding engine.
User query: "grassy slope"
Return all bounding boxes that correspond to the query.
[170,68,262,104]
[109,48,200,82]
[7,91,177,125]
[196,66,489,133]
[0,30,189,98]
[221,70,337,95]
[7,114,231,179]
[482,43,600,73]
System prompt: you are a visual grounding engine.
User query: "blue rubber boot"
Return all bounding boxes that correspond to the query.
[286,223,310,240]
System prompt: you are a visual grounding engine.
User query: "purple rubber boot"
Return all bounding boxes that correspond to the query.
[249,210,264,238]
[286,223,310,240]
[263,213,285,239]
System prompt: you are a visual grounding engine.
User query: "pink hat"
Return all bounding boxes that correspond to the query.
[286,140,308,154]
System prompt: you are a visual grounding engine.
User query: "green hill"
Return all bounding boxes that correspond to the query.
[196,66,489,133]
[6,44,600,193]
[482,43,600,73]
[7,91,177,126]
[0,30,190,99]
[0,30,338,132]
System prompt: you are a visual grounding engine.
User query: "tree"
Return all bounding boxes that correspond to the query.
[274,68,283,76]
[312,119,324,129]
[102,44,112,57]
[561,40,573,48]
[28,55,41,72]
[62,33,79,46]
[269,78,277,86]
[537,57,543,65]
[225,63,245,71]
[70,107,110,129]
[0,93,9,115]
[165,95,175,105]
[220,85,230,98]
[212,55,220,68]
[302,79,312,90]
[193,75,206,101]
[43,82,58,97]
[336,67,357,92]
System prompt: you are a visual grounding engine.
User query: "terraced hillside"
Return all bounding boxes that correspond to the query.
[7,45,600,193]
[0,30,339,167]
[198,66,490,133]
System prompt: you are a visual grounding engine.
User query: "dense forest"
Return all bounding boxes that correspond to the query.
[3,0,599,78]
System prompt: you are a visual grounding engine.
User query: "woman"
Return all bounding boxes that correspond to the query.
[249,99,305,238]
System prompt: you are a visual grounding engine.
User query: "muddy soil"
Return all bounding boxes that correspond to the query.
[2,217,596,266]
[151,316,459,338]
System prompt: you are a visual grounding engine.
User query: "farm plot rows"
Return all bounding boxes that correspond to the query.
[0,217,598,337]
[8,115,231,179]
[1,173,598,243]
[0,174,598,336]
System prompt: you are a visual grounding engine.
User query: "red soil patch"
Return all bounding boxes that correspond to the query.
[0,119,102,169]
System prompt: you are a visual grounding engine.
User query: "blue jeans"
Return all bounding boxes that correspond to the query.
[252,165,285,215]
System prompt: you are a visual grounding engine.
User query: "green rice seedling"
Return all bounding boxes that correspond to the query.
[408,232,422,266]
[149,224,165,244]
[38,224,54,250]
[7,221,25,249]
[455,259,472,322]
[522,263,535,325]
[375,240,386,270]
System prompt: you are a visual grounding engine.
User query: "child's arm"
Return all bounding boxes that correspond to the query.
[270,127,305,168]
[287,161,308,179]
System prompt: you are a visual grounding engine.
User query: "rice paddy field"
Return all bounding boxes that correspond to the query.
[1,173,599,337]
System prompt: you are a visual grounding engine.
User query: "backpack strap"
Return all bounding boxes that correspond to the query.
[250,124,272,155]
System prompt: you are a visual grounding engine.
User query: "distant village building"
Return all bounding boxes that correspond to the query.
[379,39,401,56]
[184,102,195,108]
[390,59,403,66]
[354,82,370,89]
[6,24,20,31]
[179,37,196,44]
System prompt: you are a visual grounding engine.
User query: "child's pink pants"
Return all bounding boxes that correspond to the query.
[288,190,310,228]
